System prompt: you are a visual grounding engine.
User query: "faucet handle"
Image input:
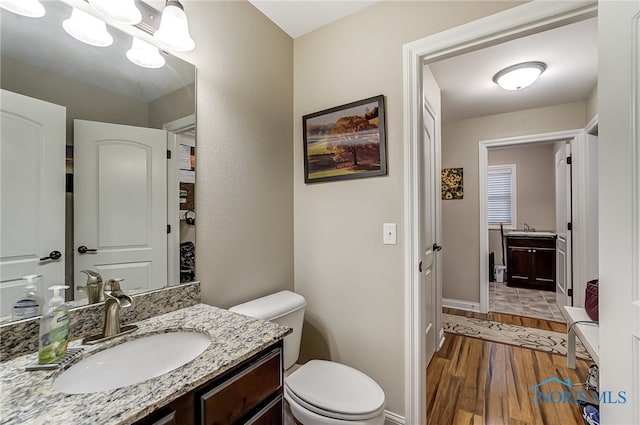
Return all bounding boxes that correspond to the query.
[104,278,125,293]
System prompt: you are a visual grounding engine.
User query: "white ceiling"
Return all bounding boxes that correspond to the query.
[429,17,598,122]
[248,0,378,38]
[250,2,597,123]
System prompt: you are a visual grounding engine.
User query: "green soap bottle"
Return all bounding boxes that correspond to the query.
[38,285,70,364]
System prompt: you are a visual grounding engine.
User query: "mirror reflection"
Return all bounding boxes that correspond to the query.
[0,0,197,323]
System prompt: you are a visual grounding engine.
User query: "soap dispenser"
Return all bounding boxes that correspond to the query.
[38,285,70,364]
[78,270,103,303]
[12,274,44,320]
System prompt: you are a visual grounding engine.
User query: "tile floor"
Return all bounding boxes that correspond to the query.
[489,281,564,322]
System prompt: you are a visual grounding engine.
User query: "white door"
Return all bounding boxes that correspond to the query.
[74,120,167,297]
[420,65,442,422]
[554,141,572,307]
[0,90,66,317]
[598,1,640,423]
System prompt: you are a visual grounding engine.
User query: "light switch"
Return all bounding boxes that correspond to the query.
[383,223,397,245]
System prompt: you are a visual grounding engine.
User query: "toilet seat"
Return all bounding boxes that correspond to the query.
[285,360,385,421]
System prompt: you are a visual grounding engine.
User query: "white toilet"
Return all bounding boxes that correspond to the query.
[230,291,386,425]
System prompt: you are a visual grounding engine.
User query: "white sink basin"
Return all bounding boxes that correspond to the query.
[508,231,556,237]
[53,331,210,394]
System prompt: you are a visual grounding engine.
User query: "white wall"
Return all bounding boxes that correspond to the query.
[441,102,587,303]
[293,1,521,415]
[177,2,294,307]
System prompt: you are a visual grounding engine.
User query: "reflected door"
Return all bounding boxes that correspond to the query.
[74,120,167,297]
[0,90,66,316]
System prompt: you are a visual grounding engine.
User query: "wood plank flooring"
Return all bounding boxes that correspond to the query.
[428,310,592,425]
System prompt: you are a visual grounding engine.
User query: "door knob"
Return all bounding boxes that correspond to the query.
[433,243,442,252]
[40,250,62,261]
[419,261,423,272]
[77,245,97,254]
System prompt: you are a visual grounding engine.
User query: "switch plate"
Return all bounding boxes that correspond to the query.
[383,223,397,245]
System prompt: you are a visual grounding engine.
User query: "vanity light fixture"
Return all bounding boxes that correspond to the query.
[0,0,45,18]
[88,0,142,25]
[492,61,547,91]
[153,0,195,52]
[63,7,114,47]
[126,37,166,69]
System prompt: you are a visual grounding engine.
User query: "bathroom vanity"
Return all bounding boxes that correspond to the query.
[0,304,291,425]
[506,233,556,291]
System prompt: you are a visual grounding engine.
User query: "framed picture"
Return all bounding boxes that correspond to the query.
[441,167,463,200]
[303,95,387,183]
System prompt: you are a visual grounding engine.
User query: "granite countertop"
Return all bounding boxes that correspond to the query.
[0,303,291,425]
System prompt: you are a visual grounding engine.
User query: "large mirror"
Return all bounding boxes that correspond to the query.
[0,0,196,322]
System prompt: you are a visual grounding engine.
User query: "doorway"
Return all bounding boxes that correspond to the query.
[402,2,598,424]
[479,131,585,321]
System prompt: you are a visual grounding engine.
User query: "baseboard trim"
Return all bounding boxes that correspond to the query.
[438,327,445,350]
[384,410,405,425]
[442,298,481,312]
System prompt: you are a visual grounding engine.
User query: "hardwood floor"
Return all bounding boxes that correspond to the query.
[428,310,592,425]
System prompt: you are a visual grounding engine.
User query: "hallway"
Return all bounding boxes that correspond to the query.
[427,312,591,424]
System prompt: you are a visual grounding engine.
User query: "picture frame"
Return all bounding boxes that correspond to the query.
[302,95,387,183]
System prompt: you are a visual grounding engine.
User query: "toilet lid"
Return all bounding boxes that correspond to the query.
[285,360,385,420]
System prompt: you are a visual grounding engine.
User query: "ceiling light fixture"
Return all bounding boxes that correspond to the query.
[126,37,166,69]
[88,0,142,25]
[492,61,547,91]
[153,0,195,52]
[0,0,45,18]
[63,7,114,47]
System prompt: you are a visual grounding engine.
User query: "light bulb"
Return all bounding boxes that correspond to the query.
[0,0,45,18]
[153,1,195,52]
[63,7,113,47]
[493,62,547,91]
[89,0,141,25]
[127,37,166,69]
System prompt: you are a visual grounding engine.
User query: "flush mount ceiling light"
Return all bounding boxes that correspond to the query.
[127,37,166,69]
[63,7,113,47]
[88,0,142,25]
[492,61,547,91]
[153,0,195,52]
[0,0,45,18]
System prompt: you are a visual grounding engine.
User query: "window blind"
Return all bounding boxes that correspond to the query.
[488,168,513,224]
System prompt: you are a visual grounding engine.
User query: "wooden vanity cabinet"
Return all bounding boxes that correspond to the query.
[506,235,556,291]
[134,341,283,425]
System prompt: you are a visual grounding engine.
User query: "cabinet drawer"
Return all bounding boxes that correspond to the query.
[244,395,283,425]
[507,237,555,249]
[199,348,282,425]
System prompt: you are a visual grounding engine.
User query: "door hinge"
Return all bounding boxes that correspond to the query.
[568,222,572,231]
[167,224,171,234]
[567,156,572,165]
[568,288,573,297]
[167,150,172,159]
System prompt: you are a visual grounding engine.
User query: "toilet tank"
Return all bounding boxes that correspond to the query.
[229,290,306,370]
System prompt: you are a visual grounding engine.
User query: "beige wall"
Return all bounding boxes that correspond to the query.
[1,57,149,142]
[442,101,587,303]
[148,84,196,129]
[488,143,556,265]
[293,1,520,415]
[178,1,294,308]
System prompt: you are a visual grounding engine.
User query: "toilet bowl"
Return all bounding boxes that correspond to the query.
[229,291,386,425]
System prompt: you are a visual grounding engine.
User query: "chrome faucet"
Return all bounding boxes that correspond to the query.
[523,222,531,232]
[102,278,133,338]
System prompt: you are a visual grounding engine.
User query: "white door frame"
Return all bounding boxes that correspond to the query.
[478,130,580,313]
[402,1,596,423]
